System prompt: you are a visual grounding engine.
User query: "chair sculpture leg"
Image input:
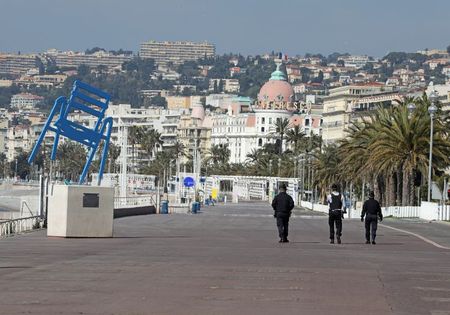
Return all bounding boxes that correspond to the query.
[79,146,97,185]
[97,118,113,186]
[50,134,61,161]
[50,98,67,161]
[28,97,66,164]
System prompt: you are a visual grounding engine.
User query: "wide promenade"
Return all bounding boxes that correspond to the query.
[1,202,450,315]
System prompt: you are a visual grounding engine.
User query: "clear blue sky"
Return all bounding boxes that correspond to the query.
[1,0,449,57]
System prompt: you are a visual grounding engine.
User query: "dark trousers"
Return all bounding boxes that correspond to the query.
[365,215,378,241]
[329,211,342,240]
[276,216,289,240]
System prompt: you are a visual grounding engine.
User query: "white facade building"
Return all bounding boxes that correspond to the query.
[10,93,44,110]
[210,58,322,164]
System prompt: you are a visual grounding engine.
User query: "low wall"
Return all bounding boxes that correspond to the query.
[114,206,156,219]
[300,200,448,221]
[419,202,439,221]
[383,206,420,218]
[299,201,329,214]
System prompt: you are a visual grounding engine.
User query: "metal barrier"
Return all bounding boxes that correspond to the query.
[114,195,156,209]
[0,216,42,237]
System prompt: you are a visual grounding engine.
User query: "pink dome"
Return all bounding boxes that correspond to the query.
[258,80,295,103]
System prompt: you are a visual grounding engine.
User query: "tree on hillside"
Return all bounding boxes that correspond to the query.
[150,95,167,108]
[85,47,106,54]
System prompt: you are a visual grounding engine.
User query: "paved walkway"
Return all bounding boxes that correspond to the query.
[1,202,450,315]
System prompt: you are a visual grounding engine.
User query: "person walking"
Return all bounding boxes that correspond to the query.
[328,184,344,244]
[361,191,383,244]
[272,184,295,243]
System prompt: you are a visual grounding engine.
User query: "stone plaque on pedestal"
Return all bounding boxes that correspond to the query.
[47,185,114,237]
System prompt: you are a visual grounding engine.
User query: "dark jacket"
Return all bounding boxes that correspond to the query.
[272,192,295,218]
[361,198,383,220]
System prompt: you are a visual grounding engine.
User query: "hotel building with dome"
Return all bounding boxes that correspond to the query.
[207,58,323,164]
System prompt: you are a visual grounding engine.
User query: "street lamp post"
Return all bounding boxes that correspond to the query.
[408,94,439,203]
[14,158,17,180]
[269,159,273,177]
[427,91,439,202]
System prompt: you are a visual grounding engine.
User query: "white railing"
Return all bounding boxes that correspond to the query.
[382,206,420,218]
[114,195,156,209]
[0,216,42,237]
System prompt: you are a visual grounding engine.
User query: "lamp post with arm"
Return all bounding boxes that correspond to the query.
[427,91,439,202]
[407,90,439,203]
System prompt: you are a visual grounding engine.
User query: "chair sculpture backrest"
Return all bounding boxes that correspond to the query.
[28,80,113,186]
[63,80,110,134]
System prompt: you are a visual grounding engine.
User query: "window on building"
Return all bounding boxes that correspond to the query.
[305,119,310,126]
[261,127,265,132]
[262,117,265,124]
[269,118,272,124]
[258,138,263,146]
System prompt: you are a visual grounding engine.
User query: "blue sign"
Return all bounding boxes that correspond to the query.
[184,177,195,187]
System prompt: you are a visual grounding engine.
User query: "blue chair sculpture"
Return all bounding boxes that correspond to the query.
[28,80,113,185]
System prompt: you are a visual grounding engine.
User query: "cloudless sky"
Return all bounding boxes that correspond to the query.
[1,0,449,57]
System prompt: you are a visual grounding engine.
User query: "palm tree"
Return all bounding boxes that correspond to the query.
[208,144,230,167]
[245,148,262,164]
[272,117,291,156]
[326,95,450,207]
[368,97,450,205]
[128,126,144,172]
[171,140,186,158]
[285,125,306,154]
[0,153,6,178]
[107,143,121,173]
[140,128,163,165]
[92,142,121,174]
[141,149,173,187]
[57,142,87,182]
[313,144,342,200]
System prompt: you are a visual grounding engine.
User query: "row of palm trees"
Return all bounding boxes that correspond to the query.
[19,94,446,207]
[238,118,321,180]
[313,95,450,206]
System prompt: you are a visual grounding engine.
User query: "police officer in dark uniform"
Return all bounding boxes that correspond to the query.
[361,191,383,244]
[328,184,344,244]
[272,184,295,243]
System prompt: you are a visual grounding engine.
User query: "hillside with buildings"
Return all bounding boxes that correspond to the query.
[1,41,450,186]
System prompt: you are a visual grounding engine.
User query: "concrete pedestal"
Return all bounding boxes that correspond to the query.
[47,185,114,237]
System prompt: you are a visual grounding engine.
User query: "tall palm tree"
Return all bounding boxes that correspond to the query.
[328,95,450,206]
[0,153,6,178]
[313,144,342,200]
[368,97,450,205]
[107,143,121,173]
[245,148,262,164]
[171,140,186,158]
[128,125,144,172]
[208,144,230,166]
[285,125,305,154]
[140,128,163,165]
[57,142,87,182]
[272,117,291,156]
